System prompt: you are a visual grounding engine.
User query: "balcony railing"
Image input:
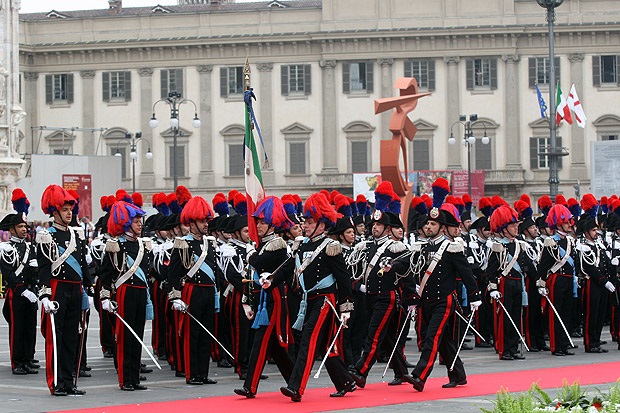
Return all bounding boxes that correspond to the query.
[484,169,526,184]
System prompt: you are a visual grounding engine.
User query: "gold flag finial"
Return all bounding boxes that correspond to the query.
[244,57,251,91]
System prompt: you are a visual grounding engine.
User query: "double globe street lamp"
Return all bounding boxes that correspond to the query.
[115,131,153,193]
[449,114,490,196]
[149,91,201,189]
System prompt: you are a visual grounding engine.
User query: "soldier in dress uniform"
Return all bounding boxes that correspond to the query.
[0,189,39,375]
[99,200,152,391]
[487,204,535,360]
[353,195,369,242]
[37,184,89,396]
[576,194,616,353]
[168,195,221,385]
[605,208,620,349]
[392,178,482,392]
[280,192,356,401]
[537,202,578,356]
[234,196,295,398]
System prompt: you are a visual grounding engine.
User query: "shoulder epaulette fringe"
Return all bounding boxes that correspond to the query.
[220,244,237,258]
[73,227,85,241]
[0,242,15,253]
[264,237,287,252]
[388,241,407,254]
[173,237,188,250]
[36,230,53,245]
[105,239,120,253]
[411,242,423,252]
[353,241,368,252]
[447,241,464,253]
[491,242,504,253]
[543,237,557,248]
[326,240,343,256]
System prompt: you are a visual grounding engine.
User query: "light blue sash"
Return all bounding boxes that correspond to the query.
[553,234,578,298]
[127,255,154,320]
[193,253,220,313]
[292,251,336,331]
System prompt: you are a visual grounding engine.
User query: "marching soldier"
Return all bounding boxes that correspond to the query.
[576,194,615,353]
[537,203,578,356]
[392,178,482,392]
[168,195,221,385]
[99,200,152,391]
[280,193,356,401]
[0,189,39,375]
[37,184,89,396]
[234,196,295,398]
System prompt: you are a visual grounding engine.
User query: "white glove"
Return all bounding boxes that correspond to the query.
[605,281,616,293]
[172,299,188,312]
[41,297,58,314]
[535,279,546,288]
[21,290,37,303]
[28,259,38,268]
[611,257,619,266]
[470,300,482,311]
[101,299,117,312]
[242,304,255,320]
[359,284,366,293]
[489,291,501,300]
[340,312,351,326]
[538,287,548,296]
[407,305,416,314]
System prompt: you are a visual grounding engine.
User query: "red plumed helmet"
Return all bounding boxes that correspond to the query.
[462,194,473,212]
[41,184,75,215]
[107,201,146,237]
[228,189,240,205]
[330,190,341,204]
[254,196,293,230]
[11,188,30,216]
[421,194,433,210]
[478,197,493,218]
[132,192,144,208]
[555,194,568,207]
[537,195,553,215]
[580,193,599,218]
[304,192,340,227]
[375,181,394,212]
[100,195,109,212]
[490,205,519,233]
[546,204,573,229]
[491,195,506,210]
[175,186,192,207]
[431,178,450,209]
[116,189,131,203]
[181,196,214,226]
[334,194,352,217]
[520,194,531,206]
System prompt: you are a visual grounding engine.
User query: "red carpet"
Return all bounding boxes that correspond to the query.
[55,362,620,413]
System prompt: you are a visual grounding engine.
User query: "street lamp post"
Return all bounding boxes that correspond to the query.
[449,114,490,195]
[149,92,201,189]
[115,132,153,193]
[537,0,564,196]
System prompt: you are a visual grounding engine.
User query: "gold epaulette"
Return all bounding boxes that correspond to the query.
[491,241,504,253]
[388,241,407,254]
[105,238,120,253]
[264,237,287,252]
[447,241,464,253]
[326,239,342,256]
[36,230,53,245]
[544,237,557,248]
[142,238,153,251]
[173,237,189,250]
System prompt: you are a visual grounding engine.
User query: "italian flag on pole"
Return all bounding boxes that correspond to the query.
[555,83,573,126]
[244,97,265,244]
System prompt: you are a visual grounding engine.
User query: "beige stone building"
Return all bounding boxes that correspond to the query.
[16,0,620,203]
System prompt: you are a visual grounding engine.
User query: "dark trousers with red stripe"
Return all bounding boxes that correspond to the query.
[226,290,252,378]
[582,278,607,350]
[4,287,38,369]
[151,280,167,358]
[243,288,294,394]
[182,283,215,381]
[355,291,408,379]
[344,290,368,366]
[95,278,115,355]
[412,295,466,384]
[546,273,574,353]
[42,280,82,393]
[524,276,547,350]
[493,277,523,358]
[475,277,493,345]
[288,294,353,395]
[115,284,146,388]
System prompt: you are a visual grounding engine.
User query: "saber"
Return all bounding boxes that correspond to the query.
[542,293,575,348]
[74,309,89,387]
[454,309,487,343]
[494,298,530,352]
[113,310,162,369]
[382,308,414,378]
[184,310,235,360]
[450,310,475,372]
[314,298,346,379]
[48,301,60,388]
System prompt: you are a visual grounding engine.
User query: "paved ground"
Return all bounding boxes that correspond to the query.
[0,299,618,413]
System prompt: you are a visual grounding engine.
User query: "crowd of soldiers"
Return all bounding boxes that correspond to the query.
[1,179,619,400]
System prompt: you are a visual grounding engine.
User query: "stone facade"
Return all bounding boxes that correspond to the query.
[16,0,620,201]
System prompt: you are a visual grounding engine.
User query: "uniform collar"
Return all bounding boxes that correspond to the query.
[375,235,390,245]
[53,222,68,232]
[428,234,446,245]
[10,236,25,243]
[261,232,277,244]
[310,233,326,243]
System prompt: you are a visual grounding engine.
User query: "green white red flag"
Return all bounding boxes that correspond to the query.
[555,83,573,126]
[244,92,265,244]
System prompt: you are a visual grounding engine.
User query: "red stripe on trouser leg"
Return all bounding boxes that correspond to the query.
[115,285,127,387]
[420,295,453,381]
[44,280,60,394]
[496,281,506,358]
[248,289,281,393]
[360,291,395,374]
[182,284,194,380]
[298,296,333,395]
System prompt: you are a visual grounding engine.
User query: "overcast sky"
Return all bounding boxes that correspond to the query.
[20,0,256,13]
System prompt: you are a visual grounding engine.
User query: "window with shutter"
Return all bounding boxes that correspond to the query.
[47,74,72,103]
[404,60,433,90]
[601,55,617,84]
[161,69,184,98]
[467,58,496,90]
[289,142,306,175]
[281,65,289,96]
[168,144,186,178]
[228,143,244,176]
[529,57,560,87]
[529,136,563,169]
[412,139,430,170]
[351,141,368,173]
[474,139,493,170]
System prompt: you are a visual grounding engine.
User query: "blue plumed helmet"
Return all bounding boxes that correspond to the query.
[11,188,30,216]
[374,181,394,212]
[253,196,293,231]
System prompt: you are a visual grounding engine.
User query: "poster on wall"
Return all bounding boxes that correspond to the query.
[416,171,453,196]
[353,172,382,202]
[451,170,485,206]
[62,174,93,220]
